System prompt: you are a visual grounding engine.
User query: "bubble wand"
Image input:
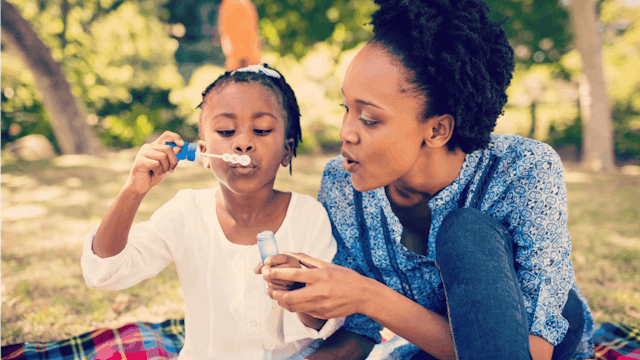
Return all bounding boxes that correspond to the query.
[165,142,251,166]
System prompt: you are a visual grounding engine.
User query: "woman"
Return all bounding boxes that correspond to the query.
[259,0,595,359]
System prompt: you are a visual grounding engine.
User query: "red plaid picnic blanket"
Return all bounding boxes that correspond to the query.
[2,320,639,359]
[591,323,640,360]
[1,319,184,360]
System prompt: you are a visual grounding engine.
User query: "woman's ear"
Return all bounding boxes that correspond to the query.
[198,140,210,169]
[281,139,294,167]
[423,114,455,149]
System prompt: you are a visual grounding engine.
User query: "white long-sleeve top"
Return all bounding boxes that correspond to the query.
[81,188,341,360]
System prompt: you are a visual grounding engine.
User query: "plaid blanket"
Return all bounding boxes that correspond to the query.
[2,320,639,360]
[1,319,185,360]
[591,323,640,360]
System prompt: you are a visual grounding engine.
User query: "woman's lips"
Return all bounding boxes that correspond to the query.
[341,150,359,173]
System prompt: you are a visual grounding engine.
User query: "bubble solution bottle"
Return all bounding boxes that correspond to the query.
[257,230,279,265]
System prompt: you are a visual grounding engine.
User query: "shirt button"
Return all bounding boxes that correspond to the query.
[250,283,257,289]
[250,320,258,327]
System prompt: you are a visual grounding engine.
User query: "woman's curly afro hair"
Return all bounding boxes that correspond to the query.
[371,0,515,153]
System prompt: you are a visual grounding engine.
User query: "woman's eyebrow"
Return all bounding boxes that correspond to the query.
[341,88,385,110]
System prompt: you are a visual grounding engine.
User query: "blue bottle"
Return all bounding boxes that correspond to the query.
[166,142,199,162]
[257,230,279,265]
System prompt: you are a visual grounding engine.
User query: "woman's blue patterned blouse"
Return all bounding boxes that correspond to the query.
[317,134,595,359]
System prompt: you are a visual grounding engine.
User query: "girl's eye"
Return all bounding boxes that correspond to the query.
[339,103,349,112]
[217,130,235,136]
[253,129,272,135]
[360,118,377,127]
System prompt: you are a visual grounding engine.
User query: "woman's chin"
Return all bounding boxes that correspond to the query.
[350,175,382,193]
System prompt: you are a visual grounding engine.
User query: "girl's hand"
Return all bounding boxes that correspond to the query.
[124,131,184,196]
[260,252,375,320]
[254,254,304,291]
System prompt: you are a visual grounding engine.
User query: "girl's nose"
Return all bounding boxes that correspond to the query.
[233,133,254,153]
[339,115,359,144]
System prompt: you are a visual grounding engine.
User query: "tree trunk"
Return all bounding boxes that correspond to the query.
[567,0,615,171]
[1,0,100,155]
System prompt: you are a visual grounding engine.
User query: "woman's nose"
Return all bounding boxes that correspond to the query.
[233,133,254,153]
[339,115,359,144]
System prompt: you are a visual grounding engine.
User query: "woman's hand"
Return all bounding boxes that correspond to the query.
[124,131,184,196]
[260,252,376,320]
[253,253,304,291]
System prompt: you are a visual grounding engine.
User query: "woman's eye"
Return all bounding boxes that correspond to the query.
[217,130,235,136]
[253,129,272,135]
[360,118,377,127]
[339,103,349,112]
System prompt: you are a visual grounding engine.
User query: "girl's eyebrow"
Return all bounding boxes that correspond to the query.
[340,88,385,110]
[252,112,278,120]
[212,112,278,120]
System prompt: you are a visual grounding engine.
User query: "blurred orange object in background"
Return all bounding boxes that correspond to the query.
[217,0,261,71]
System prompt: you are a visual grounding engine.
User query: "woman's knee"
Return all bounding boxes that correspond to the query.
[435,208,513,262]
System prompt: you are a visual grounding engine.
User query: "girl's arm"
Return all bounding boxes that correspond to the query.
[306,329,374,360]
[92,132,183,258]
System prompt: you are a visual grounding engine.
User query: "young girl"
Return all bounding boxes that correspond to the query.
[261,1,596,360]
[81,64,342,359]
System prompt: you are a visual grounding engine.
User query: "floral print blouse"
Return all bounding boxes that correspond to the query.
[317,133,595,359]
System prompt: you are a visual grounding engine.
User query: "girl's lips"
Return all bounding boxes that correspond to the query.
[231,166,257,175]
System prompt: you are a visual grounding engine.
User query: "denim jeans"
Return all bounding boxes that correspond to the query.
[408,208,585,360]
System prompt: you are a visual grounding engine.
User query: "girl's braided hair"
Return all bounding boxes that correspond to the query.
[371,0,515,153]
[197,64,302,174]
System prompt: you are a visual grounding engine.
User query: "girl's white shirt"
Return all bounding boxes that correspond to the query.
[81,188,342,359]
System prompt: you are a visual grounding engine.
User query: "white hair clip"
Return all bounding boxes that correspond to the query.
[230,64,281,79]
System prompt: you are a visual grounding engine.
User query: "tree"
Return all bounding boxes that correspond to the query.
[1,0,98,154]
[1,0,186,151]
[487,0,617,171]
[487,0,572,66]
[567,0,615,171]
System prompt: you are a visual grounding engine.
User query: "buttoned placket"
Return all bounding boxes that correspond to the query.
[244,251,262,358]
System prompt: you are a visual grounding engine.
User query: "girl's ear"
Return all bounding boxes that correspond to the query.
[198,140,210,169]
[281,139,294,167]
[422,114,455,149]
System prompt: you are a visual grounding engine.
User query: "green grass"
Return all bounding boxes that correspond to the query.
[1,149,639,346]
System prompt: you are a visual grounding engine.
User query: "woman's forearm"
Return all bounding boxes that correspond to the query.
[361,277,456,360]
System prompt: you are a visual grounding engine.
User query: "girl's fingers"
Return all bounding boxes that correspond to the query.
[154,131,184,147]
[146,150,171,174]
[254,262,264,274]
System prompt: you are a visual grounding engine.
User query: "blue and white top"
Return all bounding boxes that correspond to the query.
[317,133,595,359]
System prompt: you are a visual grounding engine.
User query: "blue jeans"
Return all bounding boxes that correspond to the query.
[408,208,584,360]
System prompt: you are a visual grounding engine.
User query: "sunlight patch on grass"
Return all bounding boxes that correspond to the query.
[2,205,48,221]
[564,171,592,183]
[53,155,100,168]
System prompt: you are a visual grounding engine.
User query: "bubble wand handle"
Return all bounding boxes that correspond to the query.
[165,142,251,166]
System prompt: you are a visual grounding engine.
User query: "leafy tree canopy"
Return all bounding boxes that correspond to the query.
[486,0,572,66]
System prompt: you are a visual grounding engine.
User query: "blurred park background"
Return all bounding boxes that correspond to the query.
[1,0,639,347]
